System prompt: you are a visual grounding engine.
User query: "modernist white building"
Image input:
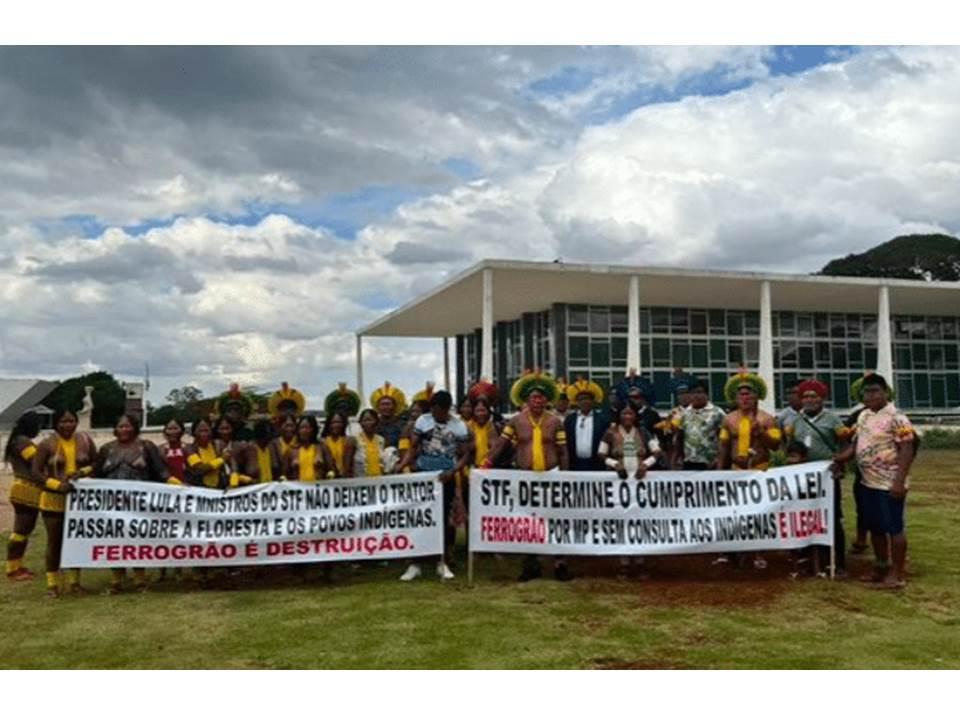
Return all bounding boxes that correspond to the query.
[357,260,960,414]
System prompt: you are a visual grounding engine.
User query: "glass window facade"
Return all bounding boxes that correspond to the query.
[892,314,960,409]
[456,306,960,412]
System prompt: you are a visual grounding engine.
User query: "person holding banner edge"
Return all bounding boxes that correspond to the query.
[782,378,851,577]
[482,370,572,582]
[94,413,170,593]
[31,408,97,598]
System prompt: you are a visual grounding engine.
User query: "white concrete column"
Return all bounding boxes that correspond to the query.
[481,268,494,380]
[355,334,365,403]
[758,280,776,413]
[877,285,894,383]
[443,337,451,392]
[627,275,640,373]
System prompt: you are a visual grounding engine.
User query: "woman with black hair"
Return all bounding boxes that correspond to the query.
[272,413,298,474]
[283,415,332,481]
[185,417,228,488]
[215,416,251,488]
[322,411,356,478]
[31,408,97,598]
[5,411,43,581]
[246,418,282,482]
[95,413,169,593]
[354,409,390,477]
[158,418,189,485]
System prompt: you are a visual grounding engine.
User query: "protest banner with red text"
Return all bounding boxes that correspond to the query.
[62,473,443,568]
[469,462,833,556]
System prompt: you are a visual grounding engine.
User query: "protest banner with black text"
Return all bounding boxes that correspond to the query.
[469,462,833,557]
[62,473,443,567]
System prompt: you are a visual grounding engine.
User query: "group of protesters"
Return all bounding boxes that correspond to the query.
[4,367,917,597]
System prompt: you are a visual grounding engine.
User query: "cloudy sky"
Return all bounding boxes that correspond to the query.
[2,45,959,408]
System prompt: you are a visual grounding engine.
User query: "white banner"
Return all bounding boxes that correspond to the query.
[469,462,834,556]
[62,473,443,568]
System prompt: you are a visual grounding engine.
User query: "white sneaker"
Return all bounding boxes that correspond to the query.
[436,562,455,580]
[399,564,422,582]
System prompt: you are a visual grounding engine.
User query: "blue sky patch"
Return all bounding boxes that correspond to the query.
[528,65,598,97]
[442,157,482,181]
[767,46,858,77]
[40,214,108,239]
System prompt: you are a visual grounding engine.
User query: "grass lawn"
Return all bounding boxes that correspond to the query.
[2,451,959,669]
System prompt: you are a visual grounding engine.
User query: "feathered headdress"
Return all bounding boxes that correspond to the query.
[510,369,560,407]
[411,381,436,406]
[850,373,895,403]
[324,382,361,418]
[723,369,768,405]
[369,381,407,414]
[566,376,604,404]
[268,382,306,418]
[214,382,256,419]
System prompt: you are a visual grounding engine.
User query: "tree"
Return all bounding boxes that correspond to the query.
[819,234,960,280]
[150,385,206,426]
[42,371,126,428]
[166,386,204,408]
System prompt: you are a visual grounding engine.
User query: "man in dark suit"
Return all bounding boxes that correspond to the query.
[563,379,609,471]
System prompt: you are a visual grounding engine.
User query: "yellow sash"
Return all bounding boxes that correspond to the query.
[256,446,273,482]
[59,437,77,475]
[298,445,317,481]
[325,436,346,475]
[530,415,546,472]
[470,420,491,466]
[737,416,752,459]
[362,435,382,476]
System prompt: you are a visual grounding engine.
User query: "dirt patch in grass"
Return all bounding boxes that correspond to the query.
[569,554,795,608]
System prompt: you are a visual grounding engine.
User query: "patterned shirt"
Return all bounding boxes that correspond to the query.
[414,414,469,472]
[855,403,915,491]
[676,403,725,465]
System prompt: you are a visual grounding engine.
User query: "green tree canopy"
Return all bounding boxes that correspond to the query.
[819,234,960,280]
[42,371,126,428]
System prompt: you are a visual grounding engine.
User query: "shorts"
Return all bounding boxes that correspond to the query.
[860,485,905,535]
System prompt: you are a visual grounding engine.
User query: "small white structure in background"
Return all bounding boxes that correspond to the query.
[121,381,146,424]
[77,385,95,431]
